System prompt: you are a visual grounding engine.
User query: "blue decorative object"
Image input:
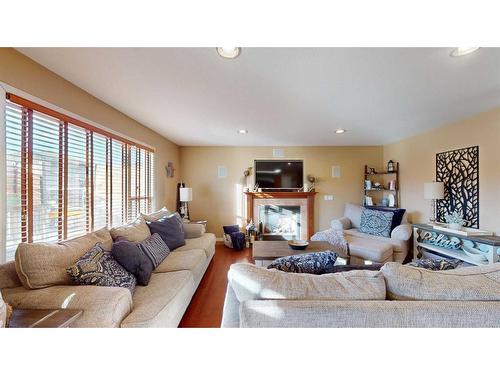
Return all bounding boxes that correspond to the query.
[359,208,394,237]
[267,251,338,274]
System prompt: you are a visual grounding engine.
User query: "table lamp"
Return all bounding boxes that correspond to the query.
[179,187,193,221]
[424,182,444,223]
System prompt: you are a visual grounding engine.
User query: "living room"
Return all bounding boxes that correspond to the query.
[1,2,499,374]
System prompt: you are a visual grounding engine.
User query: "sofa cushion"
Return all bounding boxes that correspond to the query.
[147,212,186,250]
[267,251,338,274]
[359,208,394,237]
[138,233,170,268]
[141,207,171,222]
[0,261,22,289]
[154,249,207,283]
[2,284,132,328]
[67,244,137,292]
[111,238,154,286]
[120,271,196,328]
[15,227,113,290]
[228,263,386,302]
[110,217,151,244]
[382,262,500,301]
[175,233,216,259]
[344,202,363,228]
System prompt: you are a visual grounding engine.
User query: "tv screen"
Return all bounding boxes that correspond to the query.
[255,160,303,190]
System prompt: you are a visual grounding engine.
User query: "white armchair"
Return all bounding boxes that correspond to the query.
[329,203,412,263]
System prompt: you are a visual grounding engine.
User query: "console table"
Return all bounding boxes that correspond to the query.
[413,224,500,266]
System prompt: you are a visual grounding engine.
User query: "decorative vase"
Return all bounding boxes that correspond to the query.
[448,223,462,230]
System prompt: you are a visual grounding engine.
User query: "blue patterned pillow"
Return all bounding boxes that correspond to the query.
[267,251,338,274]
[408,258,461,270]
[138,233,170,268]
[359,208,394,237]
[67,243,137,292]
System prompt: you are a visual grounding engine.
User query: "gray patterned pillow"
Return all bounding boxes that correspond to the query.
[267,251,338,274]
[138,233,170,268]
[408,258,462,271]
[67,243,136,292]
[359,208,394,237]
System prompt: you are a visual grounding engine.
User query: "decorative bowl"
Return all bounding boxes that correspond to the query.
[462,245,487,263]
[288,240,309,250]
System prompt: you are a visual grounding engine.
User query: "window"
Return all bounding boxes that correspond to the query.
[4,93,155,261]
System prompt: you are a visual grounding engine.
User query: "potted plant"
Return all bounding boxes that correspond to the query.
[445,210,464,230]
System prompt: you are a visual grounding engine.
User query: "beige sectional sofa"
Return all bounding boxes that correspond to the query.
[0,219,216,328]
[221,262,500,327]
[331,203,413,263]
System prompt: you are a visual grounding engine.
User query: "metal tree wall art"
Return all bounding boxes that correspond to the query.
[435,146,479,228]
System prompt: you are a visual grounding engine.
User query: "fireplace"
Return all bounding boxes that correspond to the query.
[258,205,301,240]
[245,191,316,241]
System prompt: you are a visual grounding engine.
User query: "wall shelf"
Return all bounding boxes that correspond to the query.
[364,163,399,208]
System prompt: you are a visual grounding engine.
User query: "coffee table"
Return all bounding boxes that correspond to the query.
[252,240,350,267]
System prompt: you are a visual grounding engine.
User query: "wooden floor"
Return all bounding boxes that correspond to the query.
[178,242,253,328]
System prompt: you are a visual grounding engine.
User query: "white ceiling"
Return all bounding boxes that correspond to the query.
[17,47,500,146]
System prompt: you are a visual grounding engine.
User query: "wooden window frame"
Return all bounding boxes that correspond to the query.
[4,92,155,251]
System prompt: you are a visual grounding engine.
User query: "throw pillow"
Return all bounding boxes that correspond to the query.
[110,217,151,243]
[67,243,136,292]
[138,233,171,268]
[389,208,406,231]
[359,208,394,237]
[267,251,338,274]
[141,207,171,222]
[111,238,154,286]
[147,212,186,250]
[407,258,461,271]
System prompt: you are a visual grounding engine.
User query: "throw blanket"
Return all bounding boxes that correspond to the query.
[223,225,245,250]
[311,229,350,256]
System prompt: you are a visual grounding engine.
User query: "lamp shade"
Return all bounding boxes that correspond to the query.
[179,187,193,202]
[424,182,444,200]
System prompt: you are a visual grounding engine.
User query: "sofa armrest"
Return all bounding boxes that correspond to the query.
[331,216,352,230]
[239,300,500,328]
[2,285,132,328]
[391,224,412,241]
[183,223,206,239]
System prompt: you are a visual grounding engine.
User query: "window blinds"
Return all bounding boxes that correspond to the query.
[4,94,155,261]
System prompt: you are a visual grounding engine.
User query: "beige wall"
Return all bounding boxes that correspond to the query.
[384,107,500,234]
[0,48,180,211]
[180,146,383,237]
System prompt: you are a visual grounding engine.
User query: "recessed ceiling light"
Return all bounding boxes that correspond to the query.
[335,129,346,134]
[217,47,241,59]
[450,47,480,57]
[237,129,248,134]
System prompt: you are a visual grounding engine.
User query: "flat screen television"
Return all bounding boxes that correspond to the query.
[255,160,303,190]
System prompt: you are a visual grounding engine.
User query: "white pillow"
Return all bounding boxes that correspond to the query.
[141,207,171,222]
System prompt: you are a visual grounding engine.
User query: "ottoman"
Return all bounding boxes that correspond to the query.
[346,235,394,264]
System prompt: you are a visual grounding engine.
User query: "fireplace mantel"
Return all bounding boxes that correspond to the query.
[245,191,317,240]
